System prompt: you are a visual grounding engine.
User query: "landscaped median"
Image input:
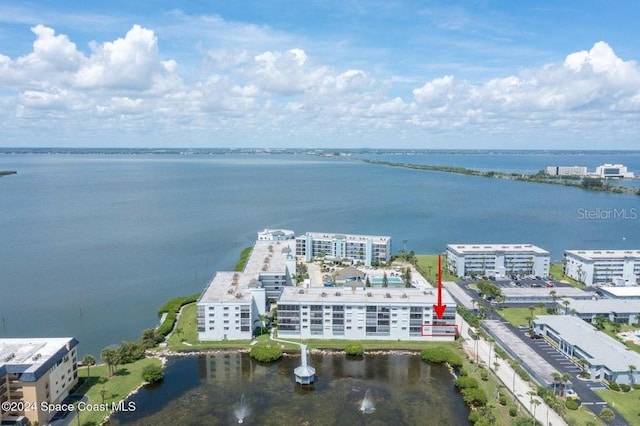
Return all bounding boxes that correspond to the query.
[75,357,163,425]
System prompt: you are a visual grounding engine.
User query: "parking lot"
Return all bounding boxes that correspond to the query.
[461,275,574,290]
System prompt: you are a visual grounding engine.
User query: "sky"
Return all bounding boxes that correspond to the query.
[0,1,639,149]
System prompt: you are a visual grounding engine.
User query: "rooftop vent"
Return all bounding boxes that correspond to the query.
[321,292,327,297]
[367,292,372,297]
[335,292,342,296]
[235,292,243,298]
[401,293,408,299]
[385,293,391,299]
[3,353,15,362]
[299,289,305,294]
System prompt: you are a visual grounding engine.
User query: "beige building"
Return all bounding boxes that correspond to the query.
[0,337,79,425]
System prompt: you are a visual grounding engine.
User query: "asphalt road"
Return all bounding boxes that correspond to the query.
[452,279,630,426]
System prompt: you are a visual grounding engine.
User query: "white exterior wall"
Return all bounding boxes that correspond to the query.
[197,302,253,341]
[446,245,549,278]
[564,251,640,286]
[277,301,456,341]
[47,347,77,404]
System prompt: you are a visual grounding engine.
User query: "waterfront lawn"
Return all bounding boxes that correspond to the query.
[550,263,584,288]
[595,389,640,426]
[498,307,537,328]
[76,357,161,426]
[167,303,198,348]
[415,255,458,285]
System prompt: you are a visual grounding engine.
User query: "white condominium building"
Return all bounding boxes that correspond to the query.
[446,244,550,278]
[197,238,297,341]
[277,287,457,341]
[563,250,640,286]
[546,166,587,177]
[0,338,79,425]
[295,232,391,266]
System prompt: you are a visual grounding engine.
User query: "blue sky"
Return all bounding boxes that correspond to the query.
[1,1,639,148]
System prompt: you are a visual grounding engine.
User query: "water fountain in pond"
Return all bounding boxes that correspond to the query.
[234,393,249,424]
[360,389,375,414]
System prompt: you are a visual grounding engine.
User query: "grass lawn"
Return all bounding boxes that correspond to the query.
[599,322,640,355]
[550,263,585,288]
[76,357,161,426]
[415,255,458,285]
[595,389,640,426]
[498,307,540,328]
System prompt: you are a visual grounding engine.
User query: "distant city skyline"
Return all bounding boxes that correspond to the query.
[1,1,639,149]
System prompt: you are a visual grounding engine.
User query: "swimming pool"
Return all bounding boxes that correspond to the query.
[370,276,404,284]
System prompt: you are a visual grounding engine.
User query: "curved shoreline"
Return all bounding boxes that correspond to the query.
[361,159,640,195]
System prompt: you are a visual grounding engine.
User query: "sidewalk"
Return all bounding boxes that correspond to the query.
[457,315,567,426]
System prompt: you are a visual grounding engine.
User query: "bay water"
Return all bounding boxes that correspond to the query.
[0,152,638,357]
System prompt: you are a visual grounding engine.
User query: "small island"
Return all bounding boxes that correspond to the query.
[0,170,17,177]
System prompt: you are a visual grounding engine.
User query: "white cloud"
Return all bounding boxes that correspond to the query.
[0,22,639,148]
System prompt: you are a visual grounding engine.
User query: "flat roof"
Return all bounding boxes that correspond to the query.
[566,298,640,314]
[298,232,390,243]
[598,286,640,298]
[501,287,590,298]
[565,250,640,260]
[534,315,640,372]
[278,286,455,305]
[243,239,296,276]
[447,244,549,255]
[198,271,257,303]
[0,338,78,382]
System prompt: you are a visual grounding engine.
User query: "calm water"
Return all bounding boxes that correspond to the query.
[109,353,470,426]
[0,153,639,357]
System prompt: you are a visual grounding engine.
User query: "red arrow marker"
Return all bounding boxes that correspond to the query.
[433,254,446,319]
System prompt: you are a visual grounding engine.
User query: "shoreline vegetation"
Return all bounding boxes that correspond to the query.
[88,245,606,425]
[360,159,640,196]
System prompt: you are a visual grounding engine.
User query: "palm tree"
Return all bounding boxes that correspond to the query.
[551,371,562,396]
[82,354,96,381]
[382,272,388,288]
[593,314,607,330]
[562,299,571,314]
[628,364,637,385]
[527,305,536,328]
[101,347,119,376]
[549,290,558,313]
[487,337,494,370]
[561,373,572,396]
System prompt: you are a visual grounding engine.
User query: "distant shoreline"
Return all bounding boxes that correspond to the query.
[0,170,17,177]
[361,159,640,196]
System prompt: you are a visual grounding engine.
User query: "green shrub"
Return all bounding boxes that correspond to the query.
[234,247,253,271]
[468,411,480,424]
[632,384,640,390]
[599,407,615,422]
[118,341,145,364]
[462,388,487,407]
[499,395,507,406]
[459,368,469,377]
[141,363,164,383]
[454,376,479,389]
[479,369,488,381]
[565,399,579,410]
[156,293,200,337]
[420,346,462,367]
[250,342,283,363]
[619,383,631,392]
[345,344,364,357]
[606,380,620,391]
[508,406,517,417]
